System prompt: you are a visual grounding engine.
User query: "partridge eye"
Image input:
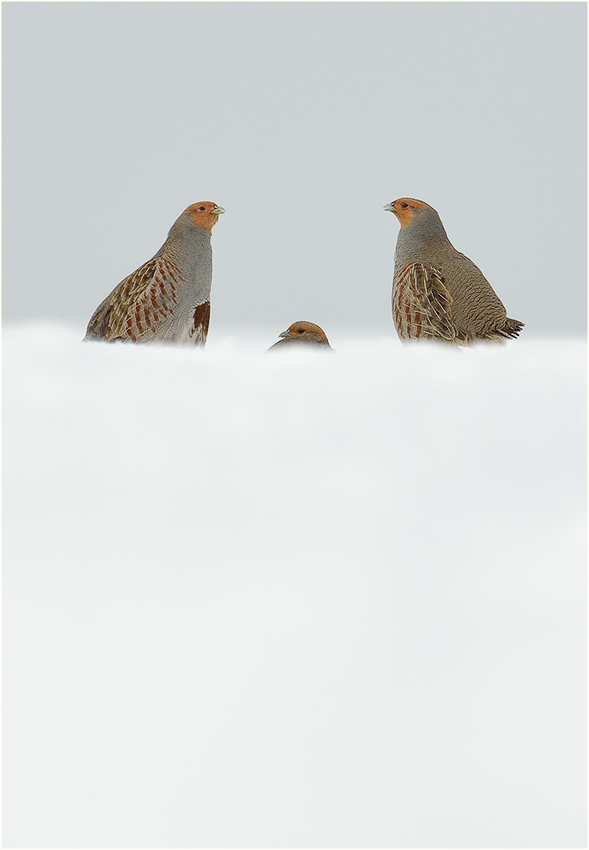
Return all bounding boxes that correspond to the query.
[297,329,305,334]
[401,203,409,209]
[198,206,206,211]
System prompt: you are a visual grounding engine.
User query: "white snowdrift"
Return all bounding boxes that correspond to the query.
[3,322,586,848]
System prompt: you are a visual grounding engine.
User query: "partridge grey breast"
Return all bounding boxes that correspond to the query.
[84,201,225,345]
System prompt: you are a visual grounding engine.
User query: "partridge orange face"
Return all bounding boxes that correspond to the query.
[184,201,225,233]
[383,198,428,228]
[279,321,329,342]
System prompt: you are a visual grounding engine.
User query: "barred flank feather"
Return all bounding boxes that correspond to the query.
[189,301,211,345]
[393,262,464,343]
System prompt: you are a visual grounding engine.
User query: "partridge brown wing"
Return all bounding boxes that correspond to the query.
[393,262,463,343]
[87,255,183,342]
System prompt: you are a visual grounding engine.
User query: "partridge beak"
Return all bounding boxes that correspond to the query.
[212,205,226,215]
[278,330,289,339]
[383,202,395,213]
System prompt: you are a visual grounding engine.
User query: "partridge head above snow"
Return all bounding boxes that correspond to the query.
[266,321,333,352]
[383,197,523,344]
[85,201,225,345]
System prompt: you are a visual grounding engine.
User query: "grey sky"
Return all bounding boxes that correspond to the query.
[3,2,586,337]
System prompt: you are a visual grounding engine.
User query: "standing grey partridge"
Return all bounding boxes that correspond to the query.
[383,198,523,344]
[266,321,333,352]
[85,201,225,345]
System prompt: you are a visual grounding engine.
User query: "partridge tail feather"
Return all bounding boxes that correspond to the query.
[482,317,525,341]
[84,299,113,341]
[503,317,525,338]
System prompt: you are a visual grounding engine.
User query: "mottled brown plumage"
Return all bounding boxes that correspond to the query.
[266,321,333,352]
[384,198,523,344]
[85,201,224,345]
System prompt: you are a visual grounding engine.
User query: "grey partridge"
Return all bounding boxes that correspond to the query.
[383,198,523,344]
[85,201,225,345]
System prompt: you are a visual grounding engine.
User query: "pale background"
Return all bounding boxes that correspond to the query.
[2,1,587,337]
[2,3,587,848]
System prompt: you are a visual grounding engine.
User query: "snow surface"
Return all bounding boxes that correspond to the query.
[3,323,587,848]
